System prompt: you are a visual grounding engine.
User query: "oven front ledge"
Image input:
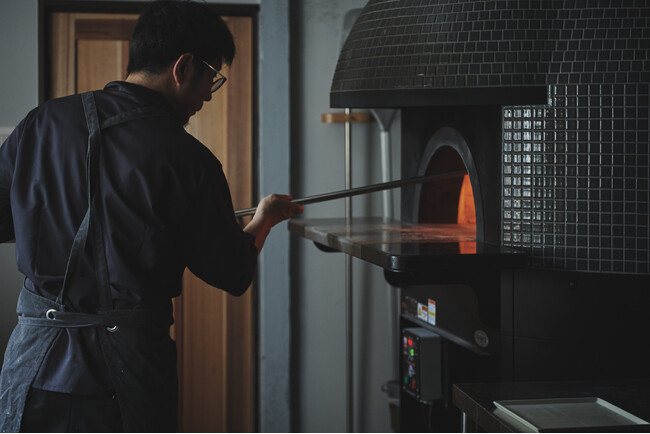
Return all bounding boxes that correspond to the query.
[288,217,526,278]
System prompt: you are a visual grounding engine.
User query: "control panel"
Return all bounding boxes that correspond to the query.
[401,327,442,402]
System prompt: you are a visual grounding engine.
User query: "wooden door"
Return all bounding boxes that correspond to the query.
[47,11,254,432]
[178,16,255,434]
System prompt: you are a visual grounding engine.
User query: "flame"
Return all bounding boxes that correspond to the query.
[457,241,477,254]
[457,174,476,226]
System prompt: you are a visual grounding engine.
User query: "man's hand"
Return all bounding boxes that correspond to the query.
[255,194,303,227]
[243,194,303,252]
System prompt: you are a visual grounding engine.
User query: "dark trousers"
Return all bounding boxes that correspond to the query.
[20,388,123,433]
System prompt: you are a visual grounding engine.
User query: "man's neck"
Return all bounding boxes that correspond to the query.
[125,71,170,96]
[125,71,184,122]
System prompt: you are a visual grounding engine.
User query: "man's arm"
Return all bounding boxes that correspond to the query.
[183,184,302,295]
[243,194,303,252]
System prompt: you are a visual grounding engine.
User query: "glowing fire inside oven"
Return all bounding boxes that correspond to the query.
[418,146,477,254]
[457,174,475,227]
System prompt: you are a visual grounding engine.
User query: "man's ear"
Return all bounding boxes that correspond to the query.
[171,53,195,87]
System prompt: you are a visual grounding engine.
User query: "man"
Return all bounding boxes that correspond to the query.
[0,1,302,431]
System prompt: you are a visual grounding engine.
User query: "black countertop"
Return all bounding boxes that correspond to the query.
[453,380,650,432]
[288,218,525,282]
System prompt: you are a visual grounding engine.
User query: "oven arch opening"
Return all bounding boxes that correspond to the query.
[413,127,484,242]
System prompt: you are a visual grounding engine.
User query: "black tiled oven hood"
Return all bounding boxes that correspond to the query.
[330,0,648,109]
[322,0,650,275]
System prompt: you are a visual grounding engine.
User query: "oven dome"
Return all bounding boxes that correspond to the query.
[331,0,648,108]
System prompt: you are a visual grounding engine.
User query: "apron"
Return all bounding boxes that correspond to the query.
[0,92,178,433]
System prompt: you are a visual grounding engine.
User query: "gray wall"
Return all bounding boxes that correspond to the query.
[290,0,400,431]
[0,0,400,431]
[0,0,38,362]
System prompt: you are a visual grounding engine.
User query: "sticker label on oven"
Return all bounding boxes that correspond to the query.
[417,303,428,321]
[427,299,436,326]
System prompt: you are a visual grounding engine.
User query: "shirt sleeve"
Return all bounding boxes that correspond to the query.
[0,122,21,243]
[183,160,258,296]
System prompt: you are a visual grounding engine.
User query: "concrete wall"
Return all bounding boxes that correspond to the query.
[0,0,38,364]
[290,0,400,431]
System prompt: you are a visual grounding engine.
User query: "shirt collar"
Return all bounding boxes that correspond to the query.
[104,81,176,115]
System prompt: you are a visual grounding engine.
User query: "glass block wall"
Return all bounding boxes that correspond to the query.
[502,84,650,274]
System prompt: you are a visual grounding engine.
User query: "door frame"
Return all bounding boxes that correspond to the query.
[38,0,259,103]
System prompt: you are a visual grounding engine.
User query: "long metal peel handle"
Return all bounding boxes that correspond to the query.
[234,169,467,217]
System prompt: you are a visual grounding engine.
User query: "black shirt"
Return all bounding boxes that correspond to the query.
[0,81,258,395]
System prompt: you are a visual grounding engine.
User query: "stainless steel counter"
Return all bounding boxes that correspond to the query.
[454,380,650,432]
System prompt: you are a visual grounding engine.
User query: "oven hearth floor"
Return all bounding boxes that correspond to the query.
[288,218,525,280]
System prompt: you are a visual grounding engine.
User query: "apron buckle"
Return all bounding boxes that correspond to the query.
[45,309,57,320]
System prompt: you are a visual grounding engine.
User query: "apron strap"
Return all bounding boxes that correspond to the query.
[83,91,113,310]
[57,92,111,309]
[57,91,170,312]
[18,304,173,334]
[58,208,90,304]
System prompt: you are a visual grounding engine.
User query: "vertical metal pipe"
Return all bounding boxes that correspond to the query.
[371,108,400,384]
[378,127,397,383]
[345,108,352,218]
[379,129,393,219]
[344,108,354,433]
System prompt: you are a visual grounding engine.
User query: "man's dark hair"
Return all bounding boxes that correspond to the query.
[127,0,235,75]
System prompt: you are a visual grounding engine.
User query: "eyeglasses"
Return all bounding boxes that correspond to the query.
[201,60,227,93]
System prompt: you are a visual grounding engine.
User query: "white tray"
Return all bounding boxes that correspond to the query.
[493,397,649,432]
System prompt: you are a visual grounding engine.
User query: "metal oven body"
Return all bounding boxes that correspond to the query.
[291,0,650,431]
[397,105,650,431]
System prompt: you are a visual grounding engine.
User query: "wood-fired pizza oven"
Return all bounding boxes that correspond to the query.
[291,0,650,431]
